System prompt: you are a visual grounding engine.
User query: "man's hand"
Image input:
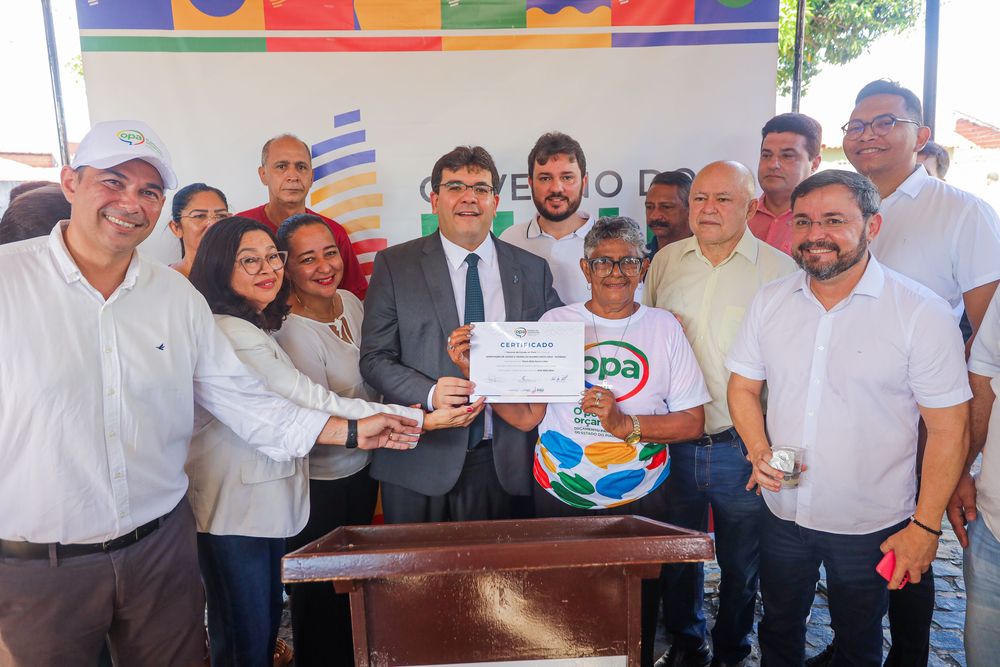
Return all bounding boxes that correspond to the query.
[357,413,422,450]
[946,471,978,548]
[880,522,940,589]
[746,445,783,494]
[432,377,476,409]
[424,398,486,431]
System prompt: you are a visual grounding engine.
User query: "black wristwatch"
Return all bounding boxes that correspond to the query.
[345,419,359,449]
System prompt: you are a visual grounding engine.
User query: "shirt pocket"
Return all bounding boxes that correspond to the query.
[241,452,296,485]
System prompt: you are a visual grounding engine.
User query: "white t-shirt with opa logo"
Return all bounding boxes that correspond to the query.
[534,302,710,509]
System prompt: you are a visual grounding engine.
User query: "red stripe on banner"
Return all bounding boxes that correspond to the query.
[266,36,442,52]
[352,238,388,255]
[359,261,375,276]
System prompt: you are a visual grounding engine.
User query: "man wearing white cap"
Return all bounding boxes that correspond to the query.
[0,120,419,665]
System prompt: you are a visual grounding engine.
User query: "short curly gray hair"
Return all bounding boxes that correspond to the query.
[583,216,646,258]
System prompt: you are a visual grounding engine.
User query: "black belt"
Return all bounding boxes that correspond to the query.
[0,514,166,560]
[673,427,739,447]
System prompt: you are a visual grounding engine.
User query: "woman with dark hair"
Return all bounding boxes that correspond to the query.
[187,218,477,667]
[0,183,70,244]
[167,182,230,276]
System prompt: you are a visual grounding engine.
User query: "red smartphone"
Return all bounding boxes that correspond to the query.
[876,550,910,588]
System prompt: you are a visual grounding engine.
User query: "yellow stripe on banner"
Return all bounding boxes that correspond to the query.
[320,194,384,220]
[442,33,611,51]
[341,216,381,234]
[310,171,378,207]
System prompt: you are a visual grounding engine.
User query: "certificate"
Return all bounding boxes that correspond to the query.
[470,321,584,403]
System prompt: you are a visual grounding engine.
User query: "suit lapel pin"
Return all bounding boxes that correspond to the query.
[513,274,519,284]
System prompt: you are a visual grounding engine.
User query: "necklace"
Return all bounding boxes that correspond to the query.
[295,290,351,343]
[587,301,635,391]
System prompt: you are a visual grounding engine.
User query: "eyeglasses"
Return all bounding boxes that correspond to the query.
[181,211,231,223]
[587,256,644,277]
[841,114,921,139]
[236,251,288,275]
[792,217,850,230]
[440,181,496,197]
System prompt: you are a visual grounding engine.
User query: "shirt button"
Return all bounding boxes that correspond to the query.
[818,346,825,351]
[108,431,116,438]
[105,347,112,354]
[114,471,124,480]
[119,511,126,518]
[107,388,115,396]
[807,411,814,416]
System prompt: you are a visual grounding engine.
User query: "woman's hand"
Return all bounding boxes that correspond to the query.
[581,386,631,440]
[424,397,486,431]
[356,413,422,450]
[446,324,474,379]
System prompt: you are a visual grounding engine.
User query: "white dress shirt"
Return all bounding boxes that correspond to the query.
[726,257,971,534]
[872,165,1000,316]
[428,233,506,438]
[275,292,377,480]
[969,288,1000,539]
[0,223,331,544]
[499,212,595,305]
[186,315,423,537]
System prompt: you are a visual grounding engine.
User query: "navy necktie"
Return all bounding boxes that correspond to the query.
[464,253,486,447]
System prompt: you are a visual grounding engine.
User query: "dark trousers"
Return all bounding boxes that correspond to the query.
[286,469,379,667]
[759,508,909,667]
[534,476,672,667]
[883,567,934,666]
[660,439,763,663]
[197,533,285,667]
[380,442,513,523]
[0,500,204,667]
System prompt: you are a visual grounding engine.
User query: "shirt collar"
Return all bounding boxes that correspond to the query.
[754,194,790,220]
[526,212,594,239]
[439,232,496,271]
[887,165,929,202]
[48,220,142,290]
[793,254,886,303]
[684,227,760,265]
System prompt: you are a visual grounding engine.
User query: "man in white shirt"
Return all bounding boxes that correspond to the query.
[948,288,1000,663]
[644,162,796,667]
[727,170,970,667]
[839,78,1000,667]
[0,120,416,666]
[498,131,594,304]
[361,145,562,523]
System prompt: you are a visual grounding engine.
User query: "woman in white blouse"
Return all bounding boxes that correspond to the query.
[273,213,392,665]
[187,217,474,667]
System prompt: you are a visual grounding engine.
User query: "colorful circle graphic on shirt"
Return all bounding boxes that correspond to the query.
[583,340,649,401]
[189,0,246,17]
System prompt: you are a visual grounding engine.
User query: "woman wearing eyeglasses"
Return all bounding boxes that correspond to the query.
[447,216,710,667]
[167,182,231,277]
[186,218,477,667]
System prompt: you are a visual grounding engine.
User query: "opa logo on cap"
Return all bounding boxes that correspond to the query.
[116,130,146,146]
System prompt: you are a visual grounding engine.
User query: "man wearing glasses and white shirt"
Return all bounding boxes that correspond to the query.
[0,120,418,666]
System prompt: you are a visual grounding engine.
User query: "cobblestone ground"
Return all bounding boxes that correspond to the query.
[652,524,969,666]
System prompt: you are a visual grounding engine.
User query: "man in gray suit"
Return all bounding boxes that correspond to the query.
[361,145,563,523]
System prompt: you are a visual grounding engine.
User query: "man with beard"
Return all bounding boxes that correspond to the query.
[727,170,970,667]
[237,133,368,300]
[644,162,795,667]
[645,168,694,255]
[750,113,822,256]
[499,131,592,303]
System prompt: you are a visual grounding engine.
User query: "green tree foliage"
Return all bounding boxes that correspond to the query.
[778,0,922,94]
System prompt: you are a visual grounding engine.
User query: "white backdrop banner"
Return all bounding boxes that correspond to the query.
[75,0,779,268]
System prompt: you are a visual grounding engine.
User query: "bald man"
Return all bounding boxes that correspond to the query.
[644,162,796,667]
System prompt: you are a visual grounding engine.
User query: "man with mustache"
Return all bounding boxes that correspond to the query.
[728,169,970,667]
[838,79,1000,667]
[644,162,795,667]
[499,131,592,304]
[644,168,694,255]
[749,113,822,256]
[237,133,368,299]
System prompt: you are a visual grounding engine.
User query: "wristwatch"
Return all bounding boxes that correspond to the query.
[624,415,641,446]
[345,419,359,449]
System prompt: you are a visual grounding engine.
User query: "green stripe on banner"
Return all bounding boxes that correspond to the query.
[81,36,266,53]
[598,207,620,218]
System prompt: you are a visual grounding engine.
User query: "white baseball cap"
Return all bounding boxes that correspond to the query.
[72,120,177,189]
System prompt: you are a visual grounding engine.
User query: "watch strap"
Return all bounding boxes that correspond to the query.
[345,419,359,449]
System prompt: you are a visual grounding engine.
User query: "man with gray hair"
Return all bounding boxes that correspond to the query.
[237,133,368,299]
[644,161,795,667]
[728,170,970,666]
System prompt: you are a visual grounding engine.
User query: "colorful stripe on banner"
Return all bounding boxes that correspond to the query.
[612,28,777,48]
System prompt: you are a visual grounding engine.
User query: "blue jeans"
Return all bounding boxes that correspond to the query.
[759,509,907,667]
[965,517,1000,666]
[197,533,285,667]
[660,438,762,662]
